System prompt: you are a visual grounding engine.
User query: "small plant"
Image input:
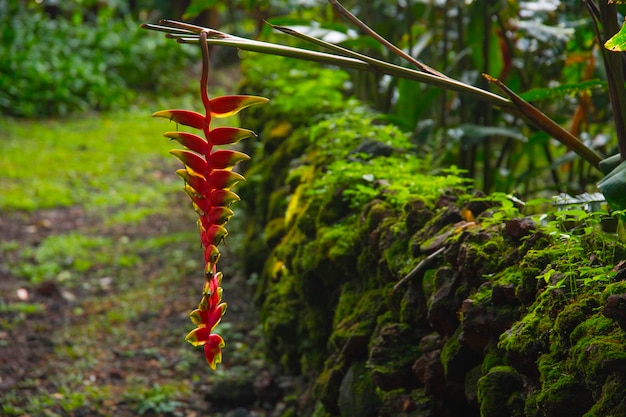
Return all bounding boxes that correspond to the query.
[151,27,268,368]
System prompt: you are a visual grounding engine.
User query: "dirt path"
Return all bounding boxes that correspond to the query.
[0,205,287,417]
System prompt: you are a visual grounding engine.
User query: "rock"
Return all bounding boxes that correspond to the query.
[602,294,626,331]
[476,366,523,417]
[461,298,521,353]
[503,218,535,241]
[349,138,394,158]
[205,374,256,406]
[440,328,482,383]
[377,388,435,417]
[368,323,423,391]
[314,357,346,415]
[584,372,626,417]
[254,369,282,403]
[338,361,380,417]
[412,350,445,395]
[491,284,519,305]
[427,267,461,336]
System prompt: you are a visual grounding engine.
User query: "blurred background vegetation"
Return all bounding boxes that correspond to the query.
[2,0,623,199]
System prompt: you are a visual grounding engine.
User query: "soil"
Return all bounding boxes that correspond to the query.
[0,205,287,417]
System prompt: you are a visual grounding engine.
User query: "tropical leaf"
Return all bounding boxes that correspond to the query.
[519,80,607,102]
[598,160,626,210]
[605,19,626,51]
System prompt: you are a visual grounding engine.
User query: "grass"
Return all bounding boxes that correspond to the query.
[0,92,234,212]
[0,108,180,212]
[0,96,261,416]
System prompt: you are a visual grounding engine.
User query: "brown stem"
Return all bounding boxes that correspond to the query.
[483,73,603,171]
[328,0,448,78]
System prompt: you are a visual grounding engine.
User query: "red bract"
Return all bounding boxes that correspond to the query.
[153,30,268,369]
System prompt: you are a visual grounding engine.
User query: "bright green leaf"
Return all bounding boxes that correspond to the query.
[605,19,626,51]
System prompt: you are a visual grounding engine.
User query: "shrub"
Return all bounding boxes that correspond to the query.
[0,3,195,117]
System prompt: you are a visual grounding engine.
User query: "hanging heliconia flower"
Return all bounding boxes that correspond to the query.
[153,30,268,369]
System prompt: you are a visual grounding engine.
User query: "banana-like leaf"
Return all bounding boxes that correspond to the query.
[153,109,205,130]
[207,150,250,169]
[599,154,622,176]
[170,149,208,175]
[598,159,626,210]
[207,127,257,145]
[164,131,208,155]
[605,19,626,51]
[209,95,269,118]
[208,170,245,189]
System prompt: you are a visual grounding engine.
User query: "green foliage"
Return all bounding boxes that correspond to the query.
[12,233,129,284]
[124,383,184,415]
[605,20,626,51]
[520,80,608,102]
[0,3,195,117]
[0,109,179,211]
[242,54,350,122]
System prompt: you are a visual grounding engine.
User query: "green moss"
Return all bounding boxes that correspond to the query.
[531,354,594,417]
[583,372,626,417]
[330,288,384,353]
[498,289,567,359]
[359,199,395,233]
[264,217,287,249]
[440,332,461,378]
[481,342,508,374]
[601,281,626,300]
[313,355,347,415]
[260,272,303,373]
[368,321,424,390]
[337,361,381,417]
[552,295,600,350]
[477,366,523,417]
[569,330,626,387]
[457,233,506,285]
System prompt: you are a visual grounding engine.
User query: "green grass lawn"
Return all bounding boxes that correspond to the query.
[0,107,179,212]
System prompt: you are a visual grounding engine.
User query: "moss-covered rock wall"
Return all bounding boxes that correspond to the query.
[237,55,626,417]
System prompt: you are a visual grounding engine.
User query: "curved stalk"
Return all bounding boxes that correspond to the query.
[483,74,602,171]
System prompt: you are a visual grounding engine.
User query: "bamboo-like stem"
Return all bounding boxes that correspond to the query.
[483,73,603,171]
[153,31,516,111]
[328,0,448,79]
